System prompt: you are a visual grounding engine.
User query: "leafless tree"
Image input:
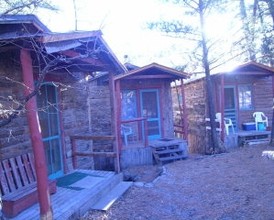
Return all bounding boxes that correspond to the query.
[0,0,57,15]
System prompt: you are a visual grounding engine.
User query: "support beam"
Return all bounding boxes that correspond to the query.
[115,80,122,152]
[220,75,225,141]
[110,73,121,173]
[20,49,53,220]
[180,79,188,140]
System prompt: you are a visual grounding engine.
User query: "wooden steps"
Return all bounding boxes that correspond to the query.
[91,181,132,211]
[150,138,188,165]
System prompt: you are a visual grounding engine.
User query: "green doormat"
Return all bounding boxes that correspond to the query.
[57,171,88,188]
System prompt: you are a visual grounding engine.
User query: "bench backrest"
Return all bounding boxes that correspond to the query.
[0,153,37,196]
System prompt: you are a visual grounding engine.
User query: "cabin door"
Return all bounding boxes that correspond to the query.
[37,83,64,179]
[224,86,237,129]
[140,89,161,140]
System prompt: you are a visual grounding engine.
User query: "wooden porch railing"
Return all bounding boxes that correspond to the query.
[70,135,120,173]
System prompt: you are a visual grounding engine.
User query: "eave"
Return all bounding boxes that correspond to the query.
[114,63,189,81]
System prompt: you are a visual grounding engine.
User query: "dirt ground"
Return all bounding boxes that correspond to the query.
[81,144,274,220]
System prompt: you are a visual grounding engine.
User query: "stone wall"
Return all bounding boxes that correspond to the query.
[0,52,33,160]
[161,81,175,138]
[60,78,115,171]
[184,79,207,153]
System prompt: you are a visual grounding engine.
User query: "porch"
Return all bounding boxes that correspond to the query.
[9,169,132,220]
[224,130,271,148]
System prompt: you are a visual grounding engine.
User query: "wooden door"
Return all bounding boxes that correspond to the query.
[140,89,161,140]
[224,86,237,129]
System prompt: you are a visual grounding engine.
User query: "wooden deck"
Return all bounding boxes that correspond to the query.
[237,130,271,146]
[9,169,123,220]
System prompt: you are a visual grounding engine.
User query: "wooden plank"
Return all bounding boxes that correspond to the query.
[16,155,29,186]
[158,154,185,161]
[71,135,115,141]
[22,154,35,183]
[74,151,117,158]
[2,160,16,192]
[0,162,10,195]
[9,158,23,188]
[27,153,36,180]
[154,148,184,155]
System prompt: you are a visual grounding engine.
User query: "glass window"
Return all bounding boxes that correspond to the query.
[121,90,137,120]
[238,85,253,110]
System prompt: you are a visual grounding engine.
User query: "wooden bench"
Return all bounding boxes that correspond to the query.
[0,152,57,218]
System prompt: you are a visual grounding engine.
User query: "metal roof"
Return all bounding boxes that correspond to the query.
[0,14,50,33]
[0,14,127,74]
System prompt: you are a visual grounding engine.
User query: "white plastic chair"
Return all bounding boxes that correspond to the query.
[216,113,235,135]
[253,112,268,131]
[121,124,133,146]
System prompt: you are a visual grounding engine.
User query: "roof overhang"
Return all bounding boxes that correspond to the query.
[214,61,274,77]
[0,15,127,75]
[114,63,189,81]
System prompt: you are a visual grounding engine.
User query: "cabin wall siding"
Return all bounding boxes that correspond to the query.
[223,75,273,128]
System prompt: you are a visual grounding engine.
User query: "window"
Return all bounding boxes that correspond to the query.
[238,85,253,110]
[121,90,137,120]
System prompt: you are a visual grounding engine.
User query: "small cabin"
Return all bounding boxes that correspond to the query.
[184,62,274,153]
[113,63,189,167]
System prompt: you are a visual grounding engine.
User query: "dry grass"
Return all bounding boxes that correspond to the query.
[81,144,274,220]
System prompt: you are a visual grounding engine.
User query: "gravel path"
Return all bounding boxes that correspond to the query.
[82,144,274,220]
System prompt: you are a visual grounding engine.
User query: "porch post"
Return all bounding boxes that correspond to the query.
[115,79,123,152]
[180,79,188,140]
[20,49,53,220]
[110,74,120,173]
[220,75,225,141]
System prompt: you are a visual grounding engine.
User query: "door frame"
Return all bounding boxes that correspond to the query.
[223,86,238,130]
[140,89,161,140]
[38,82,64,179]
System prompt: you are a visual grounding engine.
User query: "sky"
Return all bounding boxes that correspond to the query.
[37,0,240,72]
[38,0,203,68]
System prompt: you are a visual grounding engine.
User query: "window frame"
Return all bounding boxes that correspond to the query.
[238,84,254,111]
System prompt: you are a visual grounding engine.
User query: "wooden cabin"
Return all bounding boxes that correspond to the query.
[113,63,189,167]
[0,14,127,218]
[184,62,274,153]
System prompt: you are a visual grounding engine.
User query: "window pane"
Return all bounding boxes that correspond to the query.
[239,85,253,110]
[121,90,137,120]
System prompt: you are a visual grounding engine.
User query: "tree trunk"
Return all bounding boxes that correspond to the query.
[239,0,256,61]
[198,0,222,153]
